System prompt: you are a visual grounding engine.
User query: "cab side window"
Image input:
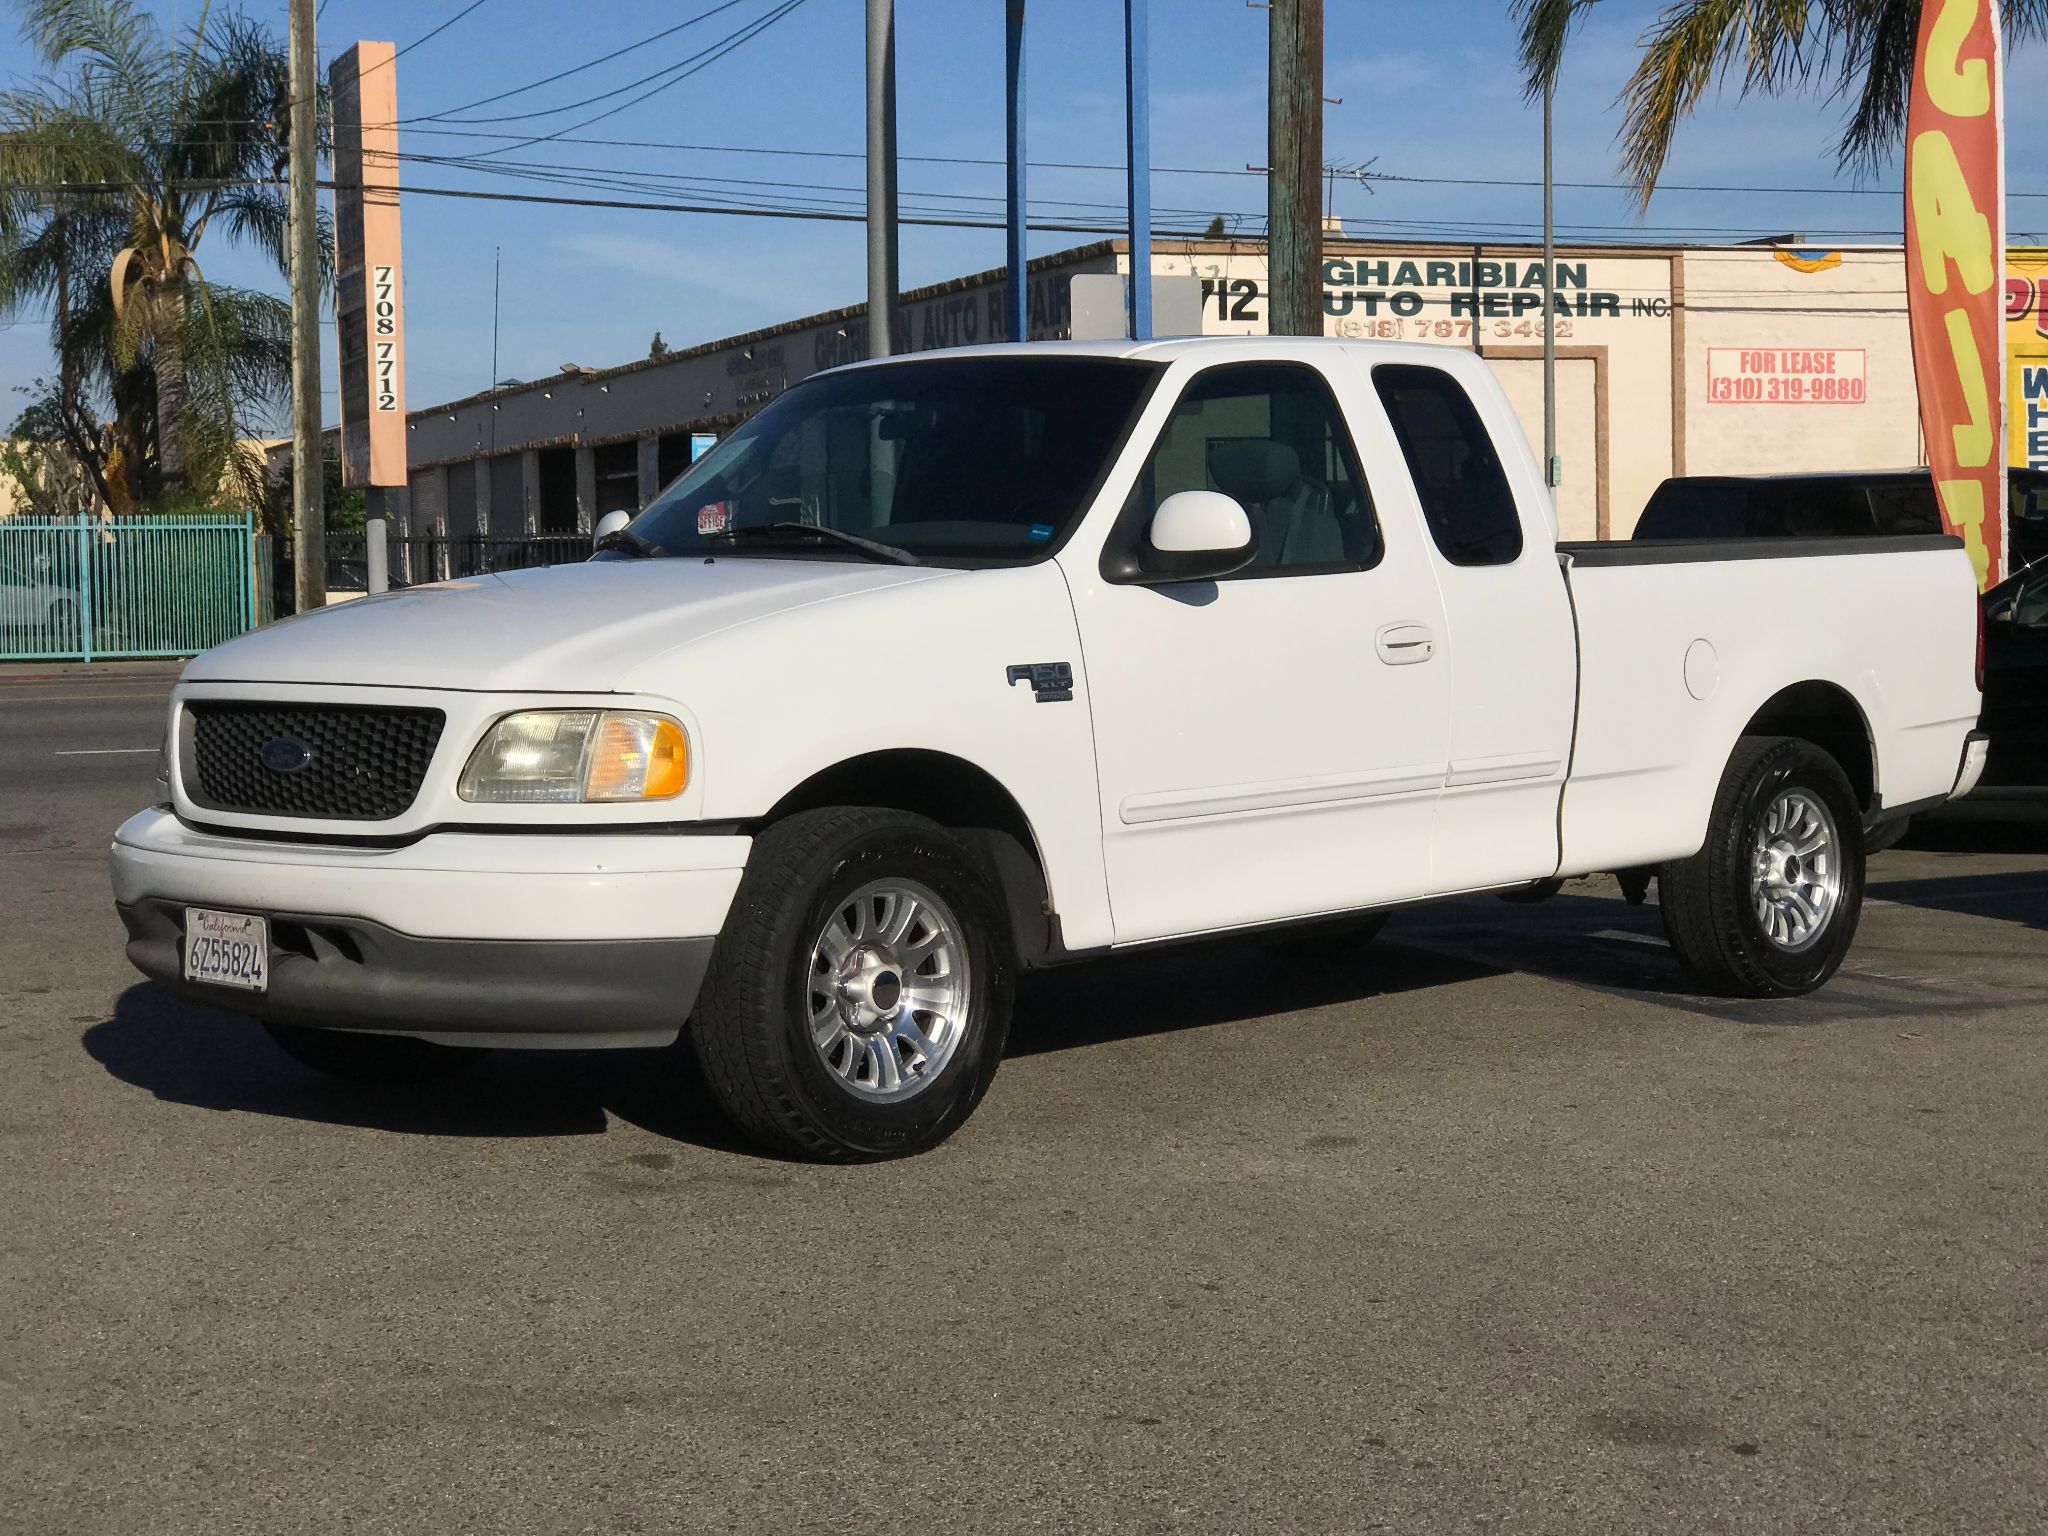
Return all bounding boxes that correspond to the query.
[1372,365,1524,566]
[1123,363,1382,575]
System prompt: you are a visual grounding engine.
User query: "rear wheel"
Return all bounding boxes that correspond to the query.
[262,1022,474,1081]
[690,807,1014,1161]
[1659,735,1865,997]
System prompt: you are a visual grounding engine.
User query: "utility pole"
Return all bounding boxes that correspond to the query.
[1005,2,1028,343]
[1124,0,1151,338]
[288,0,324,612]
[865,0,900,358]
[1266,0,1323,337]
[1542,74,1560,495]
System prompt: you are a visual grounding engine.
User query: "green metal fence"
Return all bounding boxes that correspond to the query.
[0,513,257,662]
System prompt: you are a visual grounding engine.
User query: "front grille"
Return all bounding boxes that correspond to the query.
[183,702,446,821]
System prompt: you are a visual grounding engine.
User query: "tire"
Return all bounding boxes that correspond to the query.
[1659,735,1865,998]
[690,807,1015,1161]
[262,1021,474,1081]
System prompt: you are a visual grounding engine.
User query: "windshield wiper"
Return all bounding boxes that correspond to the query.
[593,527,665,559]
[712,522,921,566]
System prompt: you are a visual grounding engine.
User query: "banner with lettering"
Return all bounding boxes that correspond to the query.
[1905,0,2006,590]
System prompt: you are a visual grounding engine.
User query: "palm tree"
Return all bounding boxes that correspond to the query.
[0,0,314,505]
[1514,0,2048,205]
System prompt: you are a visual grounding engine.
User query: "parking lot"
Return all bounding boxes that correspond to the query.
[5,664,2047,1534]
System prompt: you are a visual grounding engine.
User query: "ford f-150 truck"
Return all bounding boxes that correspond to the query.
[112,338,1988,1159]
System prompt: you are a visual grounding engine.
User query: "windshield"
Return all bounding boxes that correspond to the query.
[621,355,1159,566]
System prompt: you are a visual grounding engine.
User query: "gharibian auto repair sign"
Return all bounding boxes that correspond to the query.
[330,41,408,488]
[1906,0,2006,589]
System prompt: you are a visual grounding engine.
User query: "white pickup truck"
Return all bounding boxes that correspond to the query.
[112,338,1988,1159]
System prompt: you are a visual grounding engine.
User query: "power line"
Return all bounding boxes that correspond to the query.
[149,118,2048,201]
[462,0,817,167]
[316,177,1228,237]
[395,0,497,63]
[417,0,755,120]
[425,0,807,129]
[396,149,1231,218]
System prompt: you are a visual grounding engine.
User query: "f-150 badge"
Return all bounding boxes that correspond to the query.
[1006,662,1074,703]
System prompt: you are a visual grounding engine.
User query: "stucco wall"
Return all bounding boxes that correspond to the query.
[1677,247,1918,481]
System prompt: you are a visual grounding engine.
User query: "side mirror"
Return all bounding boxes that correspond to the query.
[593,509,633,547]
[1139,490,1257,582]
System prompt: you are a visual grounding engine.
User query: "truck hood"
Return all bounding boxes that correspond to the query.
[184,558,952,693]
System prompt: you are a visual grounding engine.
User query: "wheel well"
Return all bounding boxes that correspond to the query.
[1741,681,1875,811]
[763,751,1055,964]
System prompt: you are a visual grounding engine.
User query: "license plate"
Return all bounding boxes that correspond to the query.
[183,908,270,993]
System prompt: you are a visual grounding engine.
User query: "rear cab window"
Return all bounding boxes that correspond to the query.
[1371,365,1524,566]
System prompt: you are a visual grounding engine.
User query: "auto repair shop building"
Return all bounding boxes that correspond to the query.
[317,234,2007,548]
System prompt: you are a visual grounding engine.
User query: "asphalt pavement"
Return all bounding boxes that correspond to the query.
[5,663,2047,1535]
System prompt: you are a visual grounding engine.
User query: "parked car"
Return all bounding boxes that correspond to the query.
[1634,466,2048,571]
[1981,561,2048,788]
[111,339,1986,1159]
[0,550,79,637]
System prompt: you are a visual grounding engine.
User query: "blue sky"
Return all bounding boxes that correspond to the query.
[4,0,2047,433]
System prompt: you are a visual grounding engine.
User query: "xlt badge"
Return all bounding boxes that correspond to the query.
[1006,662,1074,703]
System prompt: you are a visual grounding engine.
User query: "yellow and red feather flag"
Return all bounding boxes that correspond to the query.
[1905,0,2007,590]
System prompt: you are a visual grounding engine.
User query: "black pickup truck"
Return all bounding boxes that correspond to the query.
[1633,467,2048,571]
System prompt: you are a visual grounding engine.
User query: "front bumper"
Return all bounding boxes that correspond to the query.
[109,808,750,1047]
[119,899,713,1047]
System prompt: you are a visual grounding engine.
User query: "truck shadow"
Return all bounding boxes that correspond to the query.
[1902,804,2048,855]
[1866,866,2048,931]
[101,860,2037,1151]
[86,941,1515,1152]
[1008,936,1505,1056]
[83,983,763,1154]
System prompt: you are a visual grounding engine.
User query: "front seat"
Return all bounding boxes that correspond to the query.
[1207,440,1343,567]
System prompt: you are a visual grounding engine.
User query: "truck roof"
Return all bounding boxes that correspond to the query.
[830,335,1468,371]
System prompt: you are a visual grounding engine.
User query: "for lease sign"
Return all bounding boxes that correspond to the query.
[1706,348,1867,404]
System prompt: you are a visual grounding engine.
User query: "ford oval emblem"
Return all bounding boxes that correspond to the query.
[259,736,314,774]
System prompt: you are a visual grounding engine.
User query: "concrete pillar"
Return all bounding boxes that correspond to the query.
[637,436,661,508]
[520,449,540,535]
[574,446,597,534]
[475,459,493,537]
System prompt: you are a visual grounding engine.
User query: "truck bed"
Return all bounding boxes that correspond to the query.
[1554,533,1981,875]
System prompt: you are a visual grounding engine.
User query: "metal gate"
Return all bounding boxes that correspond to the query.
[0,513,257,662]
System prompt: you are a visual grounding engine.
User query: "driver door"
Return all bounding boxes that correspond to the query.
[1062,358,1452,943]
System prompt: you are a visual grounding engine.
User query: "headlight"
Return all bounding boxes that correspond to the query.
[458,710,689,803]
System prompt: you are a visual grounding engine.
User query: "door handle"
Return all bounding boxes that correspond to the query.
[1375,621,1436,665]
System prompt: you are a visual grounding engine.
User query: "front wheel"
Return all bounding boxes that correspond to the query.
[689,807,1014,1161]
[1659,735,1865,997]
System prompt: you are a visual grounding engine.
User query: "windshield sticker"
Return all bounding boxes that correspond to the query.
[1027,523,1054,542]
[698,501,732,536]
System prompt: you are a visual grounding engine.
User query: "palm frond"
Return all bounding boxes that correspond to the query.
[1516,0,2048,205]
[1511,0,1601,97]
